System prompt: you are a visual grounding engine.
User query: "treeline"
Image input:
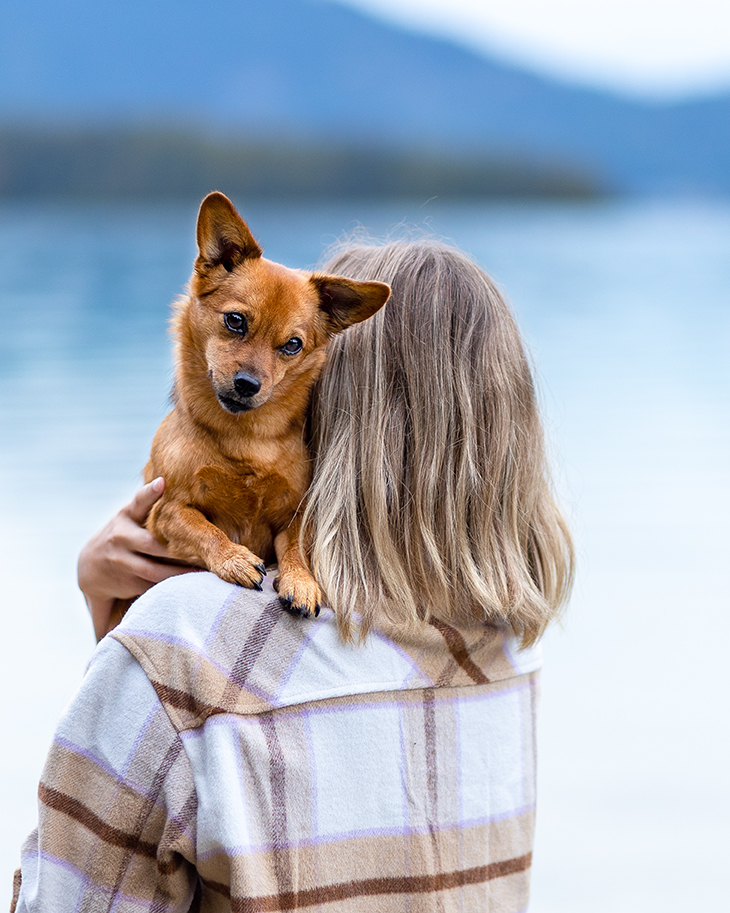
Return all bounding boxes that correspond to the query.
[0,125,600,201]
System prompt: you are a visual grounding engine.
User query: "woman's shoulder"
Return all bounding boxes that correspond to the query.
[109,572,541,733]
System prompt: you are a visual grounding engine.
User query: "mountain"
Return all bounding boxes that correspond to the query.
[0,0,727,194]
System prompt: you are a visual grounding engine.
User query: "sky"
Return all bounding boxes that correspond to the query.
[333,0,730,98]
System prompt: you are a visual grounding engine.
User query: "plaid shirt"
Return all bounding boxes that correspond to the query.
[12,572,541,912]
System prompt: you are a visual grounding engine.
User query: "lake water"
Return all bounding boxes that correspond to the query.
[1,197,728,911]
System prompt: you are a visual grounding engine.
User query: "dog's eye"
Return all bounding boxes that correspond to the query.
[281,337,303,356]
[224,313,247,334]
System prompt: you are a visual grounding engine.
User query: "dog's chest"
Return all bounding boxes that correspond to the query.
[192,462,304,558]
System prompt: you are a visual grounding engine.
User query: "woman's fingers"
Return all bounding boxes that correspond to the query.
[79,478,201,637]
[110,480,188,564]
[120,518,178,561]
[125,476,165,525]
[122,479,194,564]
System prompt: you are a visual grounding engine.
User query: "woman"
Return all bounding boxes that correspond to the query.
[13,239,573,912]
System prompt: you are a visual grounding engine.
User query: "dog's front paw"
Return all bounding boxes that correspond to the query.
[214,547,267,591]
[276,569,322,619]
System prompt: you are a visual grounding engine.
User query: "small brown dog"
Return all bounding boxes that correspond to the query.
[142,192,389,617]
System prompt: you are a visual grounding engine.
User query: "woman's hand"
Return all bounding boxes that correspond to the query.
[78,477,196,642]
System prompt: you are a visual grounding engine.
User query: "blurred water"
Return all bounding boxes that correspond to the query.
[1,197,728,911]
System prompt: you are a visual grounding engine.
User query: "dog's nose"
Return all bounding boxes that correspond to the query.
[233,373,262,398]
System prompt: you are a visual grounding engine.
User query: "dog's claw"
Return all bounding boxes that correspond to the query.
[276,570,322,620]
[216,549,268,591]
[278,596,320,619]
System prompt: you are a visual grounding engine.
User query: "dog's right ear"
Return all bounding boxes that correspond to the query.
[312,276,391,334]
[195,192,262,273]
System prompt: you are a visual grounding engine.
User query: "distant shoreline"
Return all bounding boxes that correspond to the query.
[0,124,601,202]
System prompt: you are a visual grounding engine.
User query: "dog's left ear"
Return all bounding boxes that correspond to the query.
[312,276,390,333]
[196,191,262,273]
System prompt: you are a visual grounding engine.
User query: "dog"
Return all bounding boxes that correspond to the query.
[140,192,389,618]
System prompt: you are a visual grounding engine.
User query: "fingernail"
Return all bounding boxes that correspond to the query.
[151,477,164,492]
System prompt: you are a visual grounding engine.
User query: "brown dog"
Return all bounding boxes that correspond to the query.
[142,192,389,617]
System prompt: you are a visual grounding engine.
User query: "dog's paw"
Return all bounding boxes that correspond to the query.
[275,569,322,619]
[214,548,267,591]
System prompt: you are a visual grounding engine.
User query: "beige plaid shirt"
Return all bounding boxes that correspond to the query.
[13,572,541,912]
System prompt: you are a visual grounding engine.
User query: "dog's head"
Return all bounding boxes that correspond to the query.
[182,192,390,416]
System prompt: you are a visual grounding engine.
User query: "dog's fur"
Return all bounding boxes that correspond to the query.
[142,192,389,617]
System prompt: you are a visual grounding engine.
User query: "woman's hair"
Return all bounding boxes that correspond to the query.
[302,238,574,646]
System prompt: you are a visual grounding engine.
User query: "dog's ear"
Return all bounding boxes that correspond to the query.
[312,275,390,334]
[195,192,262,273]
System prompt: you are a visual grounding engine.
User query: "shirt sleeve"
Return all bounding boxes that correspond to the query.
[12,636,199,913]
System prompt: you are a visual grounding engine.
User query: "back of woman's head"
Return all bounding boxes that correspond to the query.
[303,238,573,645]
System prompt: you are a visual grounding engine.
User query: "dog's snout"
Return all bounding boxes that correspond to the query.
[233,373,262,398]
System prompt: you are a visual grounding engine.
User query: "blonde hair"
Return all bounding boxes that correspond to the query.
[302,239,574,645]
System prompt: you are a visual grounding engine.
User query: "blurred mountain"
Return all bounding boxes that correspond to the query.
[0,0,727,195]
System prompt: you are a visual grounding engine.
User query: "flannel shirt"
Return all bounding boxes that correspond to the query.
[12,571,541,912]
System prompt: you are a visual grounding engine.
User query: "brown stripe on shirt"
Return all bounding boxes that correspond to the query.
[227,852,532,912]
[429,618,491,685]
[102,737,186,902]
[151,680,227,723]
[260,711,294,901]
[222,600,283,705]
[158,789,199,875]
[38,783,159,857]
[423,687,447,913]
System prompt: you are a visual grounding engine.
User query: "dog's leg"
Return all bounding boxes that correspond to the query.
[274,517,322,618]
[150,500,267,590]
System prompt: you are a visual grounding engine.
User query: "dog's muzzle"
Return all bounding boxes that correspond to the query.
[233,373,261,397]
[216,372,262,413]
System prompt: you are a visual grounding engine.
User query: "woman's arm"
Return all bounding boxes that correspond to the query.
[77,478,197,642]
[12,635,199,912]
